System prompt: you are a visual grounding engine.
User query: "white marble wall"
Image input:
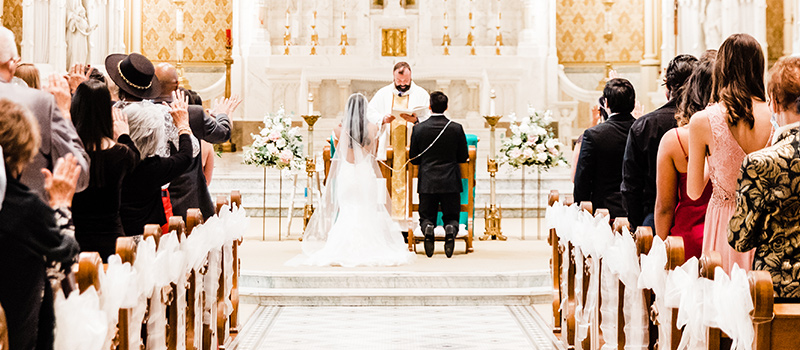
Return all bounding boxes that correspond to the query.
[672,0,768,59]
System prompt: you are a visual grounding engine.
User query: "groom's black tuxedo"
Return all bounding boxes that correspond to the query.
[410,114,468,228]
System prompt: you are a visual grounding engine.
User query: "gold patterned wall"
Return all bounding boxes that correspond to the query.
[3,0,22,53]
[766,0,783,62]
[142,0,232,63]
[556,0,644,64]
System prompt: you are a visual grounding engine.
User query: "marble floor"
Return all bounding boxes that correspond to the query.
[230,305,563,350]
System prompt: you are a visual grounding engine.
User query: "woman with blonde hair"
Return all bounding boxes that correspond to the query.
[687,33,773,272]
[14,63,39,89]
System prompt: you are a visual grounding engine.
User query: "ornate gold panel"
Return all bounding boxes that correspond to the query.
[766,0,784,61]
[556,0,644,64]
[381,29,407,57]
[3,0,22,53]
[142,0,232,63]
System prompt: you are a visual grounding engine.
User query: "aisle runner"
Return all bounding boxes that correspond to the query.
[230,306,563,349]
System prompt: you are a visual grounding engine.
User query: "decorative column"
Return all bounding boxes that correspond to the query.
[302,94,320,230]
[661,0,676,71]
[793,0,800,54]
[480,90,507,241]
[640,0,661,111]
[336,79,351,115]
[784,0,795,56]
[20,0,34,61]
[50,0,68,70]
[173,0,190,89]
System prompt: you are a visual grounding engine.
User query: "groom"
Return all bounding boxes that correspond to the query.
[410,91,469,258]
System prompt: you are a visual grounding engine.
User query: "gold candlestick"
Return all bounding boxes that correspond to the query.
[219,35,235,153]
[480,92,506,241]
[310,11,319,55]
[339,12,349,55]
[442,7,451,55]
[495,12,503,56]
[283,9,292,55]
[467,12,476,55]
[301,94,321,230]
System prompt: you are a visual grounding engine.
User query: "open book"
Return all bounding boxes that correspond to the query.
[391,105,428,119]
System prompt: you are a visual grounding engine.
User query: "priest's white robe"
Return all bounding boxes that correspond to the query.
[367,82,430,160]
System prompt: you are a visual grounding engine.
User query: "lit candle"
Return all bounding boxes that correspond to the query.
[469,12,474,27]
[342,11,346,23]
[225,29,232,46]
[308,93,314,114]
[490,89,496,116]
[497,12,502,27]
[313,11,317,27]
[285,10,290,26]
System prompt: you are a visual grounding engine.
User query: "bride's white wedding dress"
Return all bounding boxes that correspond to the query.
[287,93,415,267]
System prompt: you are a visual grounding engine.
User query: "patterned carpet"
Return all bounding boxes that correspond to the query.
[229,305,563,349]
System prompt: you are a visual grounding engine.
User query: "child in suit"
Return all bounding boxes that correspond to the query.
[409,91,469,258]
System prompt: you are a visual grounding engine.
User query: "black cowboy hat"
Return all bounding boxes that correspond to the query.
[105,53,161,100]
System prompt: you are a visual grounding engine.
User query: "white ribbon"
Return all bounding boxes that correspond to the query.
[54,287,108,350]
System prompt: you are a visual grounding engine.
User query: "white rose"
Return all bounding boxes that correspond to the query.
[528,135,539,144]
[545,139,558,149]
[510,124,520,134]
[511,137,522,146]
[276,138,287,149]
[507,113,517,122]
[519,123,531,134]
[509,149,522,159]
[267,143,279,155]
[535,144,546,153]
[536,153,548,163]
[522,148,534,159]
[536,126,547,136]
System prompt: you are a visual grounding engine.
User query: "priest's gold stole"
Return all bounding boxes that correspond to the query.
[390,94,409,219]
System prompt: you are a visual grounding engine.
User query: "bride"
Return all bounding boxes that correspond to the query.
[290,93,416,267]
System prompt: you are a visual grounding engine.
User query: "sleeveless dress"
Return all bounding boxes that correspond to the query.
[672,129,712,260]
[703,104,770,273]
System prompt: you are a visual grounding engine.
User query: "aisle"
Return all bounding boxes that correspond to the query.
[230,305,562,350]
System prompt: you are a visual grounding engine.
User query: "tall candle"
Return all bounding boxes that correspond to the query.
[313,11,317,27]
[490,89,496,115]
[342,11,346,23]
[285,10,290,26]
[308,93,314,114]
[225,29,232,46]
[497,12,502,27]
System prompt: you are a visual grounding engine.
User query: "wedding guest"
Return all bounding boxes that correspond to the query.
[0,98,81,350]
[654,53,716,260]
[622,54,698,230]
[14,63,40,89]
[571,97,606,183]
[729,56,800,296]
[154,62,239,220]
[0,26,89,200]
[574,78,636,219]
[120,90,192,236]
[69,80,138,260]
[687,33,773,273]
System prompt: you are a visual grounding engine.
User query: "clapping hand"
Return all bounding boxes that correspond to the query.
[112,108,129,140]
[45,74,73,121]
[42,153,81,209]
[210,95,242,118]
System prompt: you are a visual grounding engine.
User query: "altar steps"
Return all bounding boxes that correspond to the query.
[208,154,574,218]
[238,270,551,306]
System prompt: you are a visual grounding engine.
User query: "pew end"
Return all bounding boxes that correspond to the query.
[143,224,162,247]
[76,252,103,294]
[699,251,722,280]
[547,189,561,333]
[230,190,242,209]
[115,237,137,265]
[579,201,593,214]
[186,208,204,236]
[595,208,610,218]
[664,236,685,270]
[564,194,575,206]
[612,217,631,234]
[168,216,186,238]
[0,302,7,350]
[634,226,653,256]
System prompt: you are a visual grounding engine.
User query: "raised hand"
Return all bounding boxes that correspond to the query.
[41,153,81,209]
[164,89,190,131]
[211,95,242,117]
[45,74,73,121]
[65,63,92,94]
[112,107,129,140]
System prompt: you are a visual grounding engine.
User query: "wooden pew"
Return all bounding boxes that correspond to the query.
[0,302,7,350]
[115,237,138,350]
[229,191,242,335]
[749,270,800,350]
[547,190,561,334]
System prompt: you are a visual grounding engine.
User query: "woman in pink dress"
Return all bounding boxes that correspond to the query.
[687,34,774,273]
[655,52,716,260]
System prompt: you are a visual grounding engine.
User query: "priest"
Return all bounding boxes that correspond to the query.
[368,61,429,221]
[368,62,430,160]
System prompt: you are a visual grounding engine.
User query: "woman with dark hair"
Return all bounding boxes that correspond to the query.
[654,53,716,260]
[729,56,800,297]
[70,79,138,260]
[687,33,773,273]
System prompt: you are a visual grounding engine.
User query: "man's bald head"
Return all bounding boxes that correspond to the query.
[155,63,179,98]
[0,27,19,82]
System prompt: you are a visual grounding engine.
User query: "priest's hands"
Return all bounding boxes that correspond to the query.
[383,114,395,124]
[399,113,417,123]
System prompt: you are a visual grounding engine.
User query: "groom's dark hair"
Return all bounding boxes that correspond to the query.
[430,91,448,114]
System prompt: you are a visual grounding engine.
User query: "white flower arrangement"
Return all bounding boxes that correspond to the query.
[499,107,568,170]
[243,106,304,170]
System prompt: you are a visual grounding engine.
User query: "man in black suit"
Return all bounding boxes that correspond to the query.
[621,54,698,229]
[574,78,637,219]
[410,91,468,258]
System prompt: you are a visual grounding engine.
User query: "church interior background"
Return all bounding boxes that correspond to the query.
[5,0,800,348]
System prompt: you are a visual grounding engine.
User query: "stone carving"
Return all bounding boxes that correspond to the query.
[702,0,723,50]
[66,0,96,68]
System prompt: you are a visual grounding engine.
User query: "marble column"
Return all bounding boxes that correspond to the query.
[640,0,660,111]
[790,0,800,54]
[336,79,350,114]
[20,0,34,61]
[109,0,126,54]
[50,0,67,70]
[661,0,676,71]
[784,0,795,56]
[130,0,142,53]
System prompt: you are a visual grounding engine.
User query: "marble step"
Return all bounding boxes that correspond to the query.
[239,287,551,306]
[239,270,550,289]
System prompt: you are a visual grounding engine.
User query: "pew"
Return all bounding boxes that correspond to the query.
[547,190,561,334]
[0,302,6,350]
[749,270,800,350]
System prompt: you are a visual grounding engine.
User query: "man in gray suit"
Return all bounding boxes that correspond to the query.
[0,27,89,199]
[154,63,241,219]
